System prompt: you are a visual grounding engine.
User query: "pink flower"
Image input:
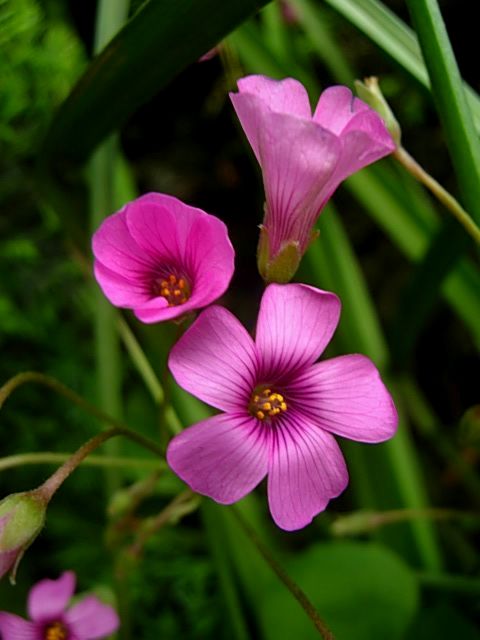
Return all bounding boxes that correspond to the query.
[0,571,119,640]
[167,284,397,531]
[230,76,395,282]
[92,193,235,323]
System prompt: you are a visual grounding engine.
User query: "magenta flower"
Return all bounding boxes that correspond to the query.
[230,75,395,282]
[167,284,397,531]
[92,192,235,323]
[0,571,119,640]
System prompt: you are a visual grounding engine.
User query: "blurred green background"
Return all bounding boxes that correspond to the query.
[1,0,479,638]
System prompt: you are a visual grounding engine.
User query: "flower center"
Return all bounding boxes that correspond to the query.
[249,387,287,420]
[44,622,68,640]
[151,273,190,306]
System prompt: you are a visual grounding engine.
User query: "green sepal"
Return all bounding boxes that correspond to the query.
[257,225,305,284]
[355,76,401,146]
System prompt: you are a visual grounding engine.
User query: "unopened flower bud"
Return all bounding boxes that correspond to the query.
[0,491,47,583]
[355,76,401,146]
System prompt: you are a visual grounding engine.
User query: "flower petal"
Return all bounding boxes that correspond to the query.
[125,193,196,264]
[313,85,370,134]
[267,413,348,531]
[0,549,17,579]
[27,571,76,622]
[65,596,120,640]
[0,613,39,640]
[255,284,341,381]
[93,262,152,307]
[169,306,259,412]
[92,207,155,281]
[237,75,312,118]
[230,94,340,254]
[167,413,269,504]
[289,355,398,442]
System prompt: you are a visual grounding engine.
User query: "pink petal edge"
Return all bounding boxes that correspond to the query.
[167,413,269,504]
[267,412,348,531]
[27,571,76,622]
[255,284,341,380]
[65,596,120,640]
[0,613,39,640]
[169,305,259,412]
[289,354,398,443]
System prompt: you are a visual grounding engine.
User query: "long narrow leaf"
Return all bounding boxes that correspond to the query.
[324,0,480,132]
[40,0,270,169]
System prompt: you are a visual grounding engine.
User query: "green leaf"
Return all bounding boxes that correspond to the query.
[260,542,419,640]
[40,0,270,169]
[323,0,480,133]
[405,0,480,222]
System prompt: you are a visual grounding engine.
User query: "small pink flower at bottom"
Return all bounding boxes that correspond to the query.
[167,284,398,531]
[0,571,119,640]
[92,193,235,323]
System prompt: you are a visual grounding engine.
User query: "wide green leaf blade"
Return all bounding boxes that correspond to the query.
[40,0,270,169]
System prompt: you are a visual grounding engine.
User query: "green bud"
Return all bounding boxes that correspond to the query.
[355,76,401,146]
[257,226,302,284]
[0,491,47,583]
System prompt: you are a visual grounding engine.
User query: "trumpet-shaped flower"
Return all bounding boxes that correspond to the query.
[167,284,398,531]
[230,75,395,282]
[0,571,119,639]
[92,193,235,323]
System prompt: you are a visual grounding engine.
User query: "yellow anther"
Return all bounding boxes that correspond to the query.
[250,386,288,420]
[153,272,190,306]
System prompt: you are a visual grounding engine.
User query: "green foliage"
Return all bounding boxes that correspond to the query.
[0,0,84,159]
[260,542,419,639]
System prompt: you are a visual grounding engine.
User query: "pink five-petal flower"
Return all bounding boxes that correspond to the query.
[92,192,235,323]
[229,75,395,282]
[167,283,398,531]
[0,571,119,640]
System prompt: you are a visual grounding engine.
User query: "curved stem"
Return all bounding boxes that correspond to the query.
[0,452,163,472]
[127,489,198,558]
[231,507,336,640]
[0,371,164,458]
[331,507,480,536]
[393,146,480,245]
[38,427,163,501]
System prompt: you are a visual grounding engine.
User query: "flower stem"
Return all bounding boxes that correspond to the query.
[331,507,480,536]
[231,507,336,640]
[37,427,163,502]
[127,489,198,558]
[0,371,164,458]
[393,146,480,245]
[0,452,163,472]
